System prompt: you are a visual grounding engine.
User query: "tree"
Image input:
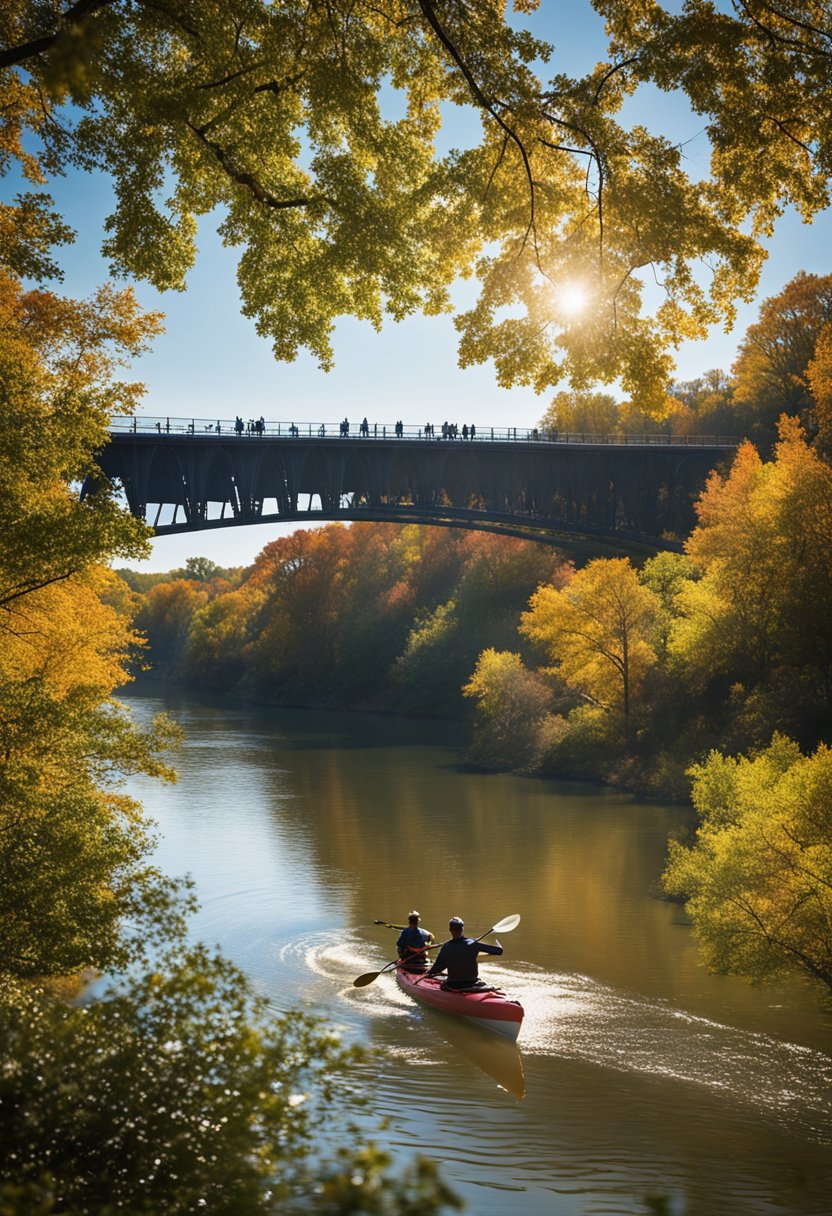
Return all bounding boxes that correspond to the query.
[667,370,736,437]
[462,648,560,770]
[664,736,832,996]
[731,272,832,439]
[0,271,184,979]
[538,389,620,435]
[0,270,158,608]
[0,0,776,405]
[807,322,832,458]
[174,556,226,584]
[639,550,698,660]
[133,578,210,668]
[670,418,832,740]
[521,557,660,720]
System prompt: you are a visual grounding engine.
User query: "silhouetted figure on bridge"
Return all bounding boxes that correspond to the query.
[340,418,349,437]
[360,417,369,437]
[470,424,476,440]
[235,416,244,436]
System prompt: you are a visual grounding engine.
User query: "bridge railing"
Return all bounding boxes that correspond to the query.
[108,416,740,448]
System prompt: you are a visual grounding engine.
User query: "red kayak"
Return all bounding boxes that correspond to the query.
[395,967,524,1041]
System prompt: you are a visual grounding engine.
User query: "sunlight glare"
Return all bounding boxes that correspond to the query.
[557,281,589,318]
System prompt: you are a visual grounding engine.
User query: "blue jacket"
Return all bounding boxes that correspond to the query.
[427,936,502,987]
[397,925,433,966]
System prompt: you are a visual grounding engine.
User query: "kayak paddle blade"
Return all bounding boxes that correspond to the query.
[353,971,381,987]
[491,913,521,934]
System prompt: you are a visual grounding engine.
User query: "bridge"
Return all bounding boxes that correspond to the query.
[88,416,739,554]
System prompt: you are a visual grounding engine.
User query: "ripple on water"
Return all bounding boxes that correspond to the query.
[291,932,832,1145]
[494,961,832,1145]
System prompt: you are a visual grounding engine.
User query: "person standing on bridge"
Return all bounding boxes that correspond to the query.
[396,911,434,974]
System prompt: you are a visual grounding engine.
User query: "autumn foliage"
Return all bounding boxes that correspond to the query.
[130,524,569,715]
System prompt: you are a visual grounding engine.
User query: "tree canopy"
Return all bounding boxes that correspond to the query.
[4,0,829,406]
[664,735,832,996]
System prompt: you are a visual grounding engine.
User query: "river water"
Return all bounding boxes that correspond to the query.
[123,689,832,1215]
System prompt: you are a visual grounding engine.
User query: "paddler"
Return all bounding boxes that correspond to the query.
[396,910,434,973]
[426,916,503,989]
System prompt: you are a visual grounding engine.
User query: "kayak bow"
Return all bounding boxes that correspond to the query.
[395,967,524,1041]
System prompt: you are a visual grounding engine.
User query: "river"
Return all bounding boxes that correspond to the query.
[122,688,832,1215]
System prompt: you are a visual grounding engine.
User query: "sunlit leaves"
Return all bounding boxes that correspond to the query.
[807,322,832,457]
[0,272,158,607]
[669,420,832,725]
[521,557,661,719]
[731,271,832,438]
[462,648,559,769]
[0,0,800,401]
[0,949,368,1213]
[664,736,832,994]
[597,0,832,231]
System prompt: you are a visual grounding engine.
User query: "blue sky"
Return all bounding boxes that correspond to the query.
[11,3,830,571]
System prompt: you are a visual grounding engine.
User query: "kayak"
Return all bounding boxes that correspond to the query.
[395,967,524,1041]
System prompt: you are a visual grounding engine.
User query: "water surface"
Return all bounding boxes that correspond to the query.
[123,689,832,1215]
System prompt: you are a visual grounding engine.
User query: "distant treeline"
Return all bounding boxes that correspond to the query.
[117,527,566,716]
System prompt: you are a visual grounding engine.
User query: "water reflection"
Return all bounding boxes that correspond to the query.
[411,1010,526,1100]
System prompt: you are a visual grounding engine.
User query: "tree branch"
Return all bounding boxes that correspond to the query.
[735,0,832,57]
[416,0,537,251]
[186,122,319,210]
[0,0,114,70]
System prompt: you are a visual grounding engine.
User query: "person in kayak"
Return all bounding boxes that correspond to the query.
[426,916,503,989]
[396,911,434,973]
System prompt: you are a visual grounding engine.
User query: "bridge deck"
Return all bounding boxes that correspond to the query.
[91,418,738,554]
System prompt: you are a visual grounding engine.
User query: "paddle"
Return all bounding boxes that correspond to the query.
[412,913,521,986]
[353,940,441,988]
[353,914,521,988]
[373,919,409,931]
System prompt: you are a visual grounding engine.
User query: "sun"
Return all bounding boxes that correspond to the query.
[556,281,589,318]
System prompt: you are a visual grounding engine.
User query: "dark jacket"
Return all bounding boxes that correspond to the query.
[427,936,502,987]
